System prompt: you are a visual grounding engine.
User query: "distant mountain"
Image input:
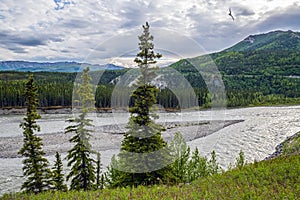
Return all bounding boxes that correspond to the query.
[225,30,300,52]
[0,61,124,72]
[171,30,300,76]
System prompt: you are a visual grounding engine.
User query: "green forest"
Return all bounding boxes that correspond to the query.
[1,60,299,110]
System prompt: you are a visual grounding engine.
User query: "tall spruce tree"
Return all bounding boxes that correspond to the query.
[65,67,96,190]
[107,22,174,187]
[52,152,67,191]
[18,75,52,193]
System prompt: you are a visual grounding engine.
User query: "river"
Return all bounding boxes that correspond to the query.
[0,106,299,195]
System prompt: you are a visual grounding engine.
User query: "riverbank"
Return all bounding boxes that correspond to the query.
[1,102,300,115]
[0,106,113,115]
[0,106,187,115]
[265,131,300,160]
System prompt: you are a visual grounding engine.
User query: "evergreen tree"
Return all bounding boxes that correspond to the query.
[95,152,103,189]
[107,22,173,187]
[169,132,190,183]
[100,174,105,190]
[105,155,124,188]
[52,152,67,191]
[235,149,245,169]
[187,147,208,182]
[65,67,96,190]
[208,150,219,175]
[18,75,52,193]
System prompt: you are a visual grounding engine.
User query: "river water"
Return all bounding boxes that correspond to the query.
[0,106,299,195]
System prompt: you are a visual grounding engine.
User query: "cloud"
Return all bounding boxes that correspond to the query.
[234,7,255,17]
[0,0,299,64]
[0,31,63,47]
[62,19,92,29]
[7,46,28,54]
[255,6,300,32]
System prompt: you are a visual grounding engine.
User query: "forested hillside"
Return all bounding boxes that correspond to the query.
[170,30,300,107]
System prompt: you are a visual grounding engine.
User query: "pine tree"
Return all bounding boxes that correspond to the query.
[107,22,173,187]
[18,75,52,193]
[65,67,96,191]
[52,152,67,191]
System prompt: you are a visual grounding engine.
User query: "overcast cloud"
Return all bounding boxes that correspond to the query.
[0,0,299,65]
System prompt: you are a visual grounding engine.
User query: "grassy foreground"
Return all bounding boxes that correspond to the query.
[1,154,299,200]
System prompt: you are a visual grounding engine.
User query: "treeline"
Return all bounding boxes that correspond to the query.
[1,79,299,109]
[1,68,300,109]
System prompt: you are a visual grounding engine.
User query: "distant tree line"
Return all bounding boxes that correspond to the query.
[0,75,299,109]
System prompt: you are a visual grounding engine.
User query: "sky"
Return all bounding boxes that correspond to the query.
[0,0,300,66]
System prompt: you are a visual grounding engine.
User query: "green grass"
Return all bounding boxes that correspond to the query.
[2,154,299,200]
[283,132,300,156]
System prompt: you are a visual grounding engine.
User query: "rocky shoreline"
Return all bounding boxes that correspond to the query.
[264,131,300,160]
[0,107,72,115]
[0,107,185,115]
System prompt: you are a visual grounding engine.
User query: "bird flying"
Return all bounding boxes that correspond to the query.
[228,8,234,21]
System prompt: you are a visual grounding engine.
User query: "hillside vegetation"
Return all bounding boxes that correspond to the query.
[2,154,299,200]
[283,132,300,156]
[170,30,300,107]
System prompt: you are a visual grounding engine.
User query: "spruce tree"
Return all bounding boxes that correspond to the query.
[107,22,173,187]
[187,147,208,182]
[169,132,190,183]
[52,152,67,191]
[105,155,124,188]
[95,152,103,189]
[18,75,52,193]
[235,149,245,169]
[208,150,219,175]
[65,67,96,190]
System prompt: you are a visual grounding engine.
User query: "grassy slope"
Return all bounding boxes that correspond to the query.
[283,132,300,156]
[2,154,299,200]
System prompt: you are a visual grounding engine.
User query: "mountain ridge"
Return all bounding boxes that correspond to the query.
[0,61,124,72]
[170,30,300,77]
[224,30,300,52]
